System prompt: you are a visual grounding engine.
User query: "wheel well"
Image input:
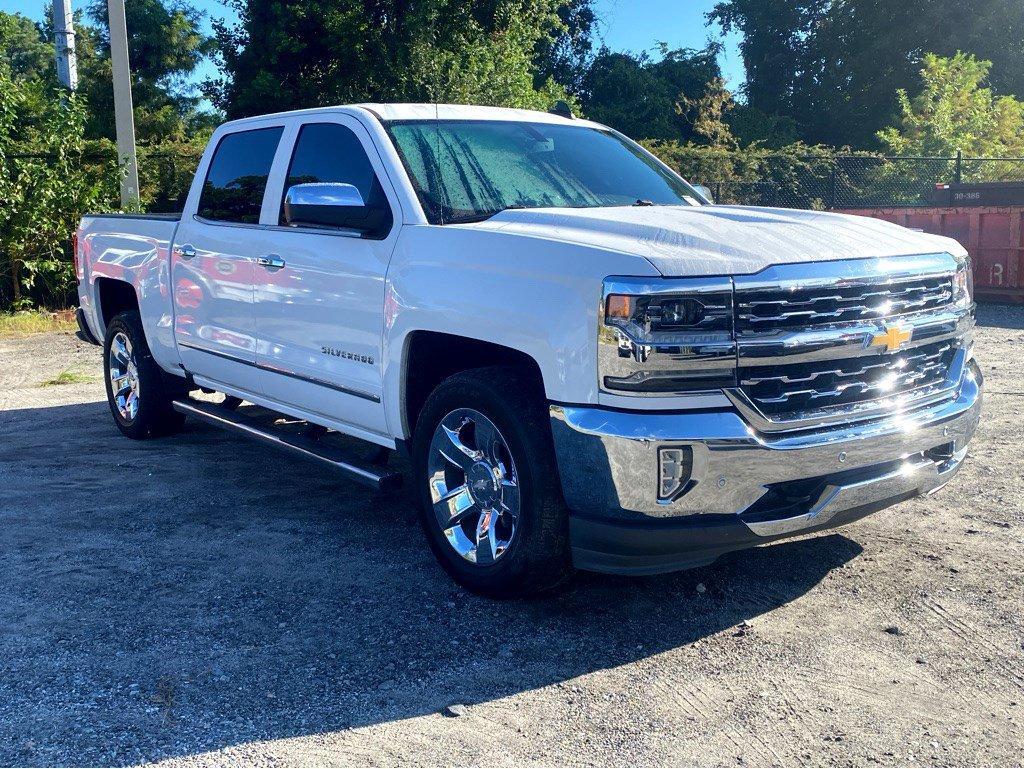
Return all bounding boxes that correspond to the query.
[96,278,139,330]
[402,331,544,438]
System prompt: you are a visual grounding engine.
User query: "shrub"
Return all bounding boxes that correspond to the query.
[0,68,120,309]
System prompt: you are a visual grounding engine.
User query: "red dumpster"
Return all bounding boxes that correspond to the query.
[841,206,1024,303]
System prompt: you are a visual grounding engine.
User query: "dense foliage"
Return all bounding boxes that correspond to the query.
[580,44,720,143]
[80,0,216,141]
[710,0,1024,148]
[207,0,580,117]
[878,53,1024,158]
[0,8,213,308]
[0,21,118,309]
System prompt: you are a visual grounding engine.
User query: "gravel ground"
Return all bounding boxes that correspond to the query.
[1,306,1022,767]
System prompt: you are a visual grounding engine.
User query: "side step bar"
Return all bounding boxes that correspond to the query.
[172,398,402,492]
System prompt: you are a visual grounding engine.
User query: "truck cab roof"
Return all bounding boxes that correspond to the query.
[218,102,607,131]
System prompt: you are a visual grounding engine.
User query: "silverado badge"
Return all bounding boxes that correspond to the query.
[322,346,374,365]
[869,324,913,352]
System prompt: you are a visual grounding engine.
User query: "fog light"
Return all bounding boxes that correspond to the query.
[659,447,694,501]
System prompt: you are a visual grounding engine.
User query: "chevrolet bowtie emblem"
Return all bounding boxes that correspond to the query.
[869,324,913,352]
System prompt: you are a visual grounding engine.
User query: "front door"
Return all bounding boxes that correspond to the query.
[172,124,285,390]
[252,117,400,438]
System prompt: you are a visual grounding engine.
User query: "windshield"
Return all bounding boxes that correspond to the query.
[384,119,704,224]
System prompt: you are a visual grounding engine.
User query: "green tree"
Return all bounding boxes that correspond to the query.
[878,52,1024,157]
[677,76,736,148]
[407,2,575,109]
[3,4,216,143]
[80,0,216,141]
[710,0,1024,148]
[580,49,674,139]
[726,105,798,149]
[580,44,723,143]
[533,0,596,97]
[708,0,824,122]
[2,11,54,82]
[209,0,577,118]
[0,16,118,308]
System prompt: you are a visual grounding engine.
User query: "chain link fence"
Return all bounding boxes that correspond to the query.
[678,154,1024,210]
[134,150,1024,212]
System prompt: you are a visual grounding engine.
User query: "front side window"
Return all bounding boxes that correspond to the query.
[197,126,284,224]
[280,122,391,229]
[385,120,703,224]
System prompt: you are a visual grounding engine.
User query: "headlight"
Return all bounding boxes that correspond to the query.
[599,277,737,394]
[953,256,974,309]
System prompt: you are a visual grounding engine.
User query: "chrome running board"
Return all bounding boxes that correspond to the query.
[172,398,402,492]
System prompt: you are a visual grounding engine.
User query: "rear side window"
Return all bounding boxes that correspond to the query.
[280,122,391,227]
[198,127,284,224]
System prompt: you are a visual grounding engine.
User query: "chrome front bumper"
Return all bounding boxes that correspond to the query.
[550,360,982,574]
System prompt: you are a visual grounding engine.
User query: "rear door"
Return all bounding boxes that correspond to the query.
[171,123,285,389]
[252,115,401,437]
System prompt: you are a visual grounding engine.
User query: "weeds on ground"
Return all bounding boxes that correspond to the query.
[39,367,95,387]
[0,309,77,338]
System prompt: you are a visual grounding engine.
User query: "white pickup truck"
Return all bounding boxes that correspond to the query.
[75,103,982,596]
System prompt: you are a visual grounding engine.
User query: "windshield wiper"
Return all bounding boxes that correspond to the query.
[446,204,528,225]
[633,199,655,206]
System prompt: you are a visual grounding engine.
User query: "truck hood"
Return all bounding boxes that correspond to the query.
[469,205,965,276]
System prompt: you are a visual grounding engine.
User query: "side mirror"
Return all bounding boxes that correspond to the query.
[692,184,714,204]
[283,182,390,236]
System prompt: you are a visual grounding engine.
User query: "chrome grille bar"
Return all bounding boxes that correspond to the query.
[736,275,953,332]
[741,340,954,412]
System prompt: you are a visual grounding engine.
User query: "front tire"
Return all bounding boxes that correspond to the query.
[413,366,573,598]
[103,310,185,440]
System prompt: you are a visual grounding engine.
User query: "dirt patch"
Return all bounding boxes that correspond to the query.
[0,306,1022,766]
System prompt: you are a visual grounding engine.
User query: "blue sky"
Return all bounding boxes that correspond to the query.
[4,0,744,94]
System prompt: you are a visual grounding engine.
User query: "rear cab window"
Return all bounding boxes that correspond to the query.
[197,127,285,224]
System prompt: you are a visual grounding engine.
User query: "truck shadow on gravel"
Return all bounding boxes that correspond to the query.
[1,400,862,766]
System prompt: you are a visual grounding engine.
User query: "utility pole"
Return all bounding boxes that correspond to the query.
[107,0,140,207]
[52,0,78,90]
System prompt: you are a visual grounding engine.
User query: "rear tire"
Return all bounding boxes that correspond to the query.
[413,366,574,598]
[103,310,185,440]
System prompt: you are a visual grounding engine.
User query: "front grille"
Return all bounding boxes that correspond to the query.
[736,274,953,333]
[733,256,969,425]
[739,339,957,417]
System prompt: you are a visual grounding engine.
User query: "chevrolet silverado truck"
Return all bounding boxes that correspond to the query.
[75,104,982,597]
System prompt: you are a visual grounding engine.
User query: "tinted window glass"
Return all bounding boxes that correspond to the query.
[385,120,702,224]
[280,122,390,227]
[198,127,283,223]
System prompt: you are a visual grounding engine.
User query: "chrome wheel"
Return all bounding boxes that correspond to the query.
[108,331,140,421]
[427,408,521,565]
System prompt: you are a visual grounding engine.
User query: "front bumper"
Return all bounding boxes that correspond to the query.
[550,360,983,575]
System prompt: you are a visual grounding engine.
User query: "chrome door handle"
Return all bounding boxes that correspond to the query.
[176,244,197,259]
[257,254,286,270]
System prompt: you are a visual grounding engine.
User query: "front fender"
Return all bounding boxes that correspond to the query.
[382,225,660,439]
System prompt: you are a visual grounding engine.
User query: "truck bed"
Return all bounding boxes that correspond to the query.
[77,212,182,368]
